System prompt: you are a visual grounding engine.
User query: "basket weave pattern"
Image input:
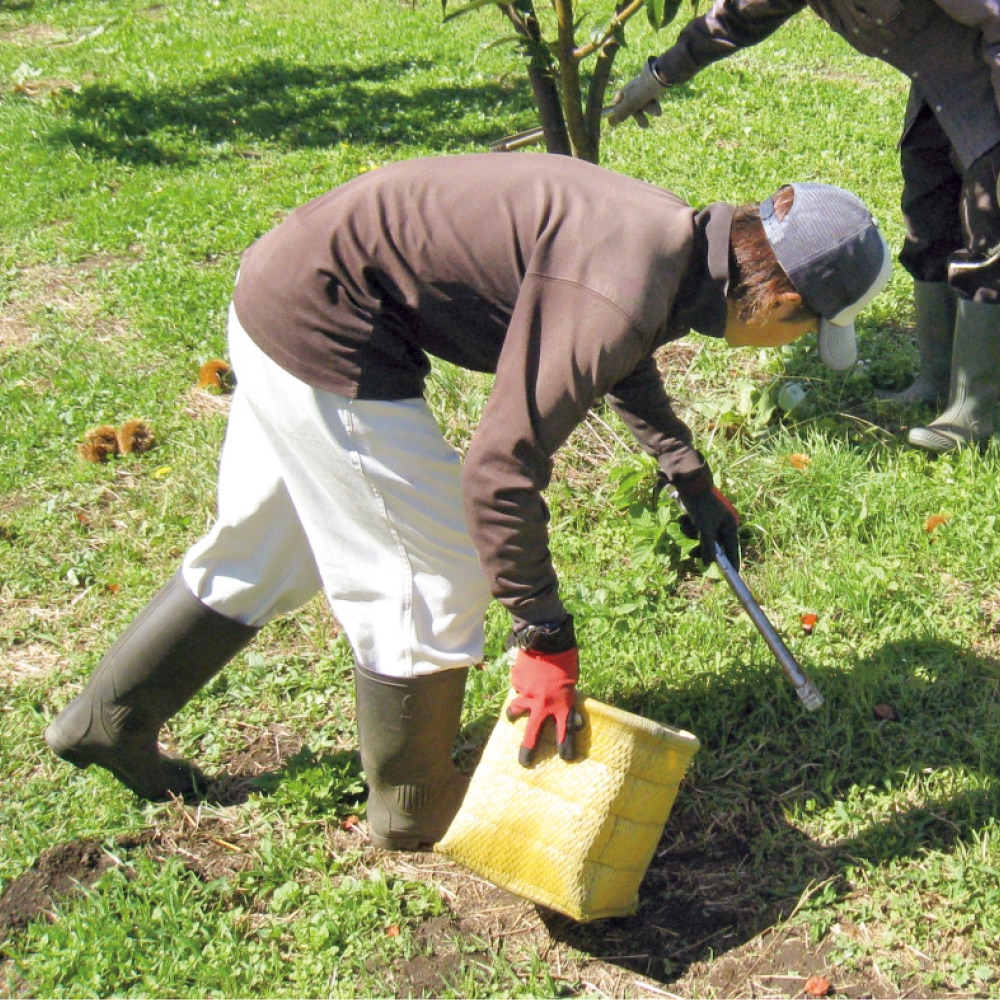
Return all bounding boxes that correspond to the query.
[436,691,700,922]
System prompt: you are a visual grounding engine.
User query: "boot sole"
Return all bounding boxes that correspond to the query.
[45,723,203,801]
[45,722,91,768]
[908,427,993,453]
[368,831,436,852]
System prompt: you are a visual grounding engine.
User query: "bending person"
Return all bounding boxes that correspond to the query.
[46,155,890,850]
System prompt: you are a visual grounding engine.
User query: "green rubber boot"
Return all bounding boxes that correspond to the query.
[908,299,1000,452]
[354,665,470,851]
[877,281,956,406]
[45,572,258,800]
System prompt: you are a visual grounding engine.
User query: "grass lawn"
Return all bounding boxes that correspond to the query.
[2,0,1000,997]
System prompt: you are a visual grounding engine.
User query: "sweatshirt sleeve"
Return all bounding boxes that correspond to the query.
[605,356,710,488]
[462,275,652,626]
[654,0,807,84]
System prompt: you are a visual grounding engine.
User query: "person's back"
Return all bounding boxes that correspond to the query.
[232,153,695,399]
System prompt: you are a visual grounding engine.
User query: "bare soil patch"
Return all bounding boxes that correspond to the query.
[0,23,65,44]
[0,799,937,999]
[0,835,150,943]
[0,259,135,354]
[0,720,943,998]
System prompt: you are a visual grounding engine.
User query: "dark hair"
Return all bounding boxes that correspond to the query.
[729,186,818,324]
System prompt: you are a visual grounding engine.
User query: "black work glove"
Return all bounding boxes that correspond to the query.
[677,484,741,572]
[948,244,1000,298]
[948,145,1000,297]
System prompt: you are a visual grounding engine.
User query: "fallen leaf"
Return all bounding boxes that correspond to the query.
[153,465,173,478]
[342,814,360,831]
[804,975,831,997]
[385,924,400,937]
[801,612,818,634]
[873,702,900,722]
[924,513,949,533]
[789,452,812,470]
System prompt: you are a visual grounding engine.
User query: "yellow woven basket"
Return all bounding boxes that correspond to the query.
[435,690,699,922]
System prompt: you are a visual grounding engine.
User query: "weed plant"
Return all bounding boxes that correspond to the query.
[2,0,1000,997]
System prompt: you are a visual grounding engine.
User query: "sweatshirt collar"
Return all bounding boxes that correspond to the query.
[668,201,735,340]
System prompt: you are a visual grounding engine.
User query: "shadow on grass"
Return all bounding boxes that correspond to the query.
[541,637,1000,984]
[48,58,532,165]
[202,708,497,809]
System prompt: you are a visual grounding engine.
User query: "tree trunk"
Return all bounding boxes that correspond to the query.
[553,0,596,161]
[502,4,572,156]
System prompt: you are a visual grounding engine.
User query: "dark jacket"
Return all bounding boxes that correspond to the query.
[654,0,1000,168]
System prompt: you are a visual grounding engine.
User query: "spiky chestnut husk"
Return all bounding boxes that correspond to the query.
[79,425,120,463]
[197,358,235,394]
[116,419,155,455]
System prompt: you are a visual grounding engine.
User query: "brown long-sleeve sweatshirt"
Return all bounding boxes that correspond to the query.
[233,153,734,626]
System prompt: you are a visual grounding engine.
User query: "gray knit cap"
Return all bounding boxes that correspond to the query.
[761,183,892,370]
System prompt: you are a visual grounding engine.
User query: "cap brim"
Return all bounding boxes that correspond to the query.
[818,318,857,371]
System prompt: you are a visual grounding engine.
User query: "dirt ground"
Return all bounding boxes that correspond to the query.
[0,724,943,1000]
[0,825,932,1000]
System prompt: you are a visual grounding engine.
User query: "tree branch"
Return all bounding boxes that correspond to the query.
[572,0,644,60]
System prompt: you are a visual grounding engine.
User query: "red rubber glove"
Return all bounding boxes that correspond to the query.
[507,647,580,768]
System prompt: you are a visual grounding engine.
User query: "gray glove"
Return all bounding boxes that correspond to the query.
[609,57,667,128]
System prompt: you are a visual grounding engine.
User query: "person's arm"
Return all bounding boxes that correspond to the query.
[610,0,807,126]
[606,357,741,568]
[462,277,649,766]
[655,0,807,84]
[462,277,649,626]
[604,355,707,483]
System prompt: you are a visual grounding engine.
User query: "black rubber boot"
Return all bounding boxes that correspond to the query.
[354,665,470,851]
[877,281,956,406]
[45,572,258,800]
[908,299,1000,452]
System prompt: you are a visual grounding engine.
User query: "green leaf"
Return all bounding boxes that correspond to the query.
[646,0,683,30]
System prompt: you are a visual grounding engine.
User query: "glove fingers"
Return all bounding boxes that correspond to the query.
[723,531,741,571]
[717,516,740,569]
[518,711,546,758]
[516,706,582,766]
[506,695,530,722]
[608,94,622,125]
[635,110,650,129]
[555,707,583,760]
[646,100,663,118]
[701,537,715,566]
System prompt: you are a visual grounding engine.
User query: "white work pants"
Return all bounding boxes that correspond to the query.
[180,307,491,677]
